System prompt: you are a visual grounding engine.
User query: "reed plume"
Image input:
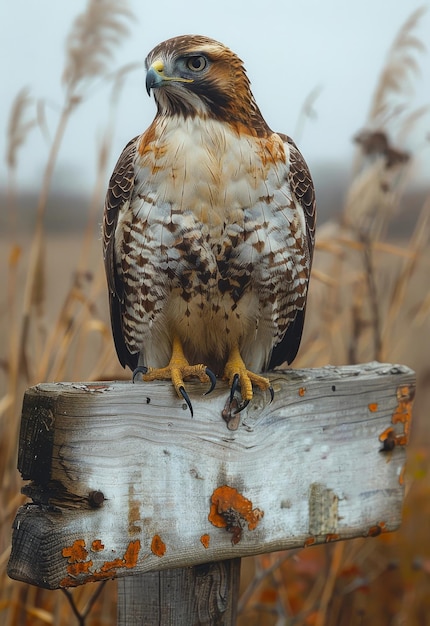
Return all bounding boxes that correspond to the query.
[63,0,132,96]
[5,88,37,171]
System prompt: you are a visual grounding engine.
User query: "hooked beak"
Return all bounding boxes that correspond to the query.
[145,59,193,96]
[145,61,164,95]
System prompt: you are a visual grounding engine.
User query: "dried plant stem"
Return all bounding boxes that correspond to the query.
[294,85,322,144]
[315,542,345,626]
[237,552,294,614]
[382,197,430,351]
[77,65,139,275]
[61,581,107,626]
[4,244,22,423]
[296,569,328,622]
[19,99,78,382]
[361,234,382,361]
[7,170,18,241]
[62,588,86,626]
[348,283,364,365]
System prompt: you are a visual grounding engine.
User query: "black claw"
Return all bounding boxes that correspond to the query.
[132,366,148,383]
[234,399,250,415]
[204,368,217,395]
[268,386,275,403]
[179,386,194,418]
[229,373,240,402]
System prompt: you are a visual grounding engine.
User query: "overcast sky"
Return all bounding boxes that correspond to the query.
[1,0,429,194]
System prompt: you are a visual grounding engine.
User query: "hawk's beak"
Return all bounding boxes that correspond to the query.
[146,61,165,95]
[145,59,193,96]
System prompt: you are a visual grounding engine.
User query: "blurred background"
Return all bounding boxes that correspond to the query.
[1,1,430,624]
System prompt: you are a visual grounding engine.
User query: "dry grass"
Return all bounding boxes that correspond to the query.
[1,3,430,625]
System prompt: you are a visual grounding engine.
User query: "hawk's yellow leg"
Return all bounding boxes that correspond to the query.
[136,335,216,416]
[222,343,273,408]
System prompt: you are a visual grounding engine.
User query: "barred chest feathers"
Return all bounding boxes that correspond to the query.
[115,115,308,374]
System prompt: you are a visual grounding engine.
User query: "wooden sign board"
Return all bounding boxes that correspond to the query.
[8,362,414,590]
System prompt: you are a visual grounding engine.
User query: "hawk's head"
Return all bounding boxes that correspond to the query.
[145,35,270,135]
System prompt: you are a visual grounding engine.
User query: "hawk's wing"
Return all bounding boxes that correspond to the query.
[103,135,140,371]
[268,134,316,369]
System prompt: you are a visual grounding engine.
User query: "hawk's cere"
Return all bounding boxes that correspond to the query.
[103,35,316,416]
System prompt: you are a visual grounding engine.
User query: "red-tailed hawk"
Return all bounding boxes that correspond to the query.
[103,35,316,416]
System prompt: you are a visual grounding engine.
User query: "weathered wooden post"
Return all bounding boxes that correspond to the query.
[8,363,414,625]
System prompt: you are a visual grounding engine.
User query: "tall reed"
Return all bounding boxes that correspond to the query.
[1,1,135,623]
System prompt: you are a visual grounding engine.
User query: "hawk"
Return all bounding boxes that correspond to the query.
[103,35,316,416]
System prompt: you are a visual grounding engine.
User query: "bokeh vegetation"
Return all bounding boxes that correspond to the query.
[1,2,429,624]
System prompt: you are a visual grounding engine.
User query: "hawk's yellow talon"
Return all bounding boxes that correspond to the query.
[223,344,271,403]
[141,336,215,407]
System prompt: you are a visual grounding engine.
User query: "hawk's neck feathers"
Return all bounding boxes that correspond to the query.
[145,35,271,138]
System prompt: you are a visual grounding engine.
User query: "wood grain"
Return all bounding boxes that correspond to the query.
[117,560,241,626]
[8,362,414,589]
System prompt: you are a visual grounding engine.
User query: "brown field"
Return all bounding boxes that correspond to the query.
[1,3,430,625]
[1,198,430,626]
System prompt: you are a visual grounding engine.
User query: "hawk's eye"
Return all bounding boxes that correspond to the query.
[186,56,207,72]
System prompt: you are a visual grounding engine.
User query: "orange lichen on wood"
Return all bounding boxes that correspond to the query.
[128,484,142,535]
[67,561,93,576]
[304,537,316,547]
[60,539,141,587]
[91,540,104,552]
[123,540,140,567]
[151,534,166,557]
[209,485,264,531]
[208,485,264,544]
[399,464,406,485]
[200,534,210,549]
[379,427,396,452]
[392,384,415,444]
[368,403,378,412]
[379,384,415,450]
[367,521,388,537]
[62,539,88,563]
[325,533,339,543]
[100,557,127,573]
[393,385,415,423]
[100,540,141,572]
[298,387,306,397]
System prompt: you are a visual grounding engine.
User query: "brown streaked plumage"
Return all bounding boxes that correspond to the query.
[103,34,316,416]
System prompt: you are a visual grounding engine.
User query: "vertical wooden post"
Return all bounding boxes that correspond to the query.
[8,364,415,626]
[117,559,241,625]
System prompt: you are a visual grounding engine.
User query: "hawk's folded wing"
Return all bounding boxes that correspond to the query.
[103,136,139,370]
[268,134,316,369]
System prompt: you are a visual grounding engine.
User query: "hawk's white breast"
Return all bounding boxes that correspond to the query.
[116,115,305,372]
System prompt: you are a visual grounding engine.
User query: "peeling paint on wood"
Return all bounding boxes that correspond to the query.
[308,483,339,536]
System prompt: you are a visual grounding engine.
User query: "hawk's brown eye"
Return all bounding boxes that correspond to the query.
[186,56,207,71]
